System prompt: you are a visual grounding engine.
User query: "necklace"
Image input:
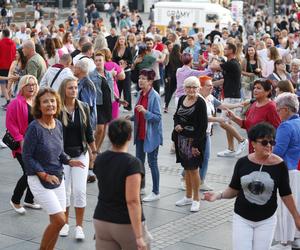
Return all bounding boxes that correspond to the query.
[39,119,55,134]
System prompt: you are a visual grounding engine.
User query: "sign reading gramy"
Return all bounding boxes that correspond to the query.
[166,9,192,20]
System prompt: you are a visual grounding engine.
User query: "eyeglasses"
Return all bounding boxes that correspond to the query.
[255,139,276,146]
[185,86,198,89]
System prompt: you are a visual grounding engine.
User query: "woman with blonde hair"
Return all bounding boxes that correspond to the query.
[6,75,40,214]
[57,77,97,239]
[112,35,133,111]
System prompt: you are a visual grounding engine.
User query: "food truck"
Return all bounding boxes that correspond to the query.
[154,1,233,35]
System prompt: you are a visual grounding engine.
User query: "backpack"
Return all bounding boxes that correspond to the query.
[1,8,7,17]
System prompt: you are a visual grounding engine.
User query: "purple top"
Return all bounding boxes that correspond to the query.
[175,65,212,98]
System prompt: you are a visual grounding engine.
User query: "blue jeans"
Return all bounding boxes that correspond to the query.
[136,139,160,195]
[200,134,211,181]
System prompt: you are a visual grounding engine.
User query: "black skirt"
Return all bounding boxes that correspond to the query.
[96,105,112,125]
[177,134,202,170]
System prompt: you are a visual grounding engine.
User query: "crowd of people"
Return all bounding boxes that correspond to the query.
[1,1,300,250]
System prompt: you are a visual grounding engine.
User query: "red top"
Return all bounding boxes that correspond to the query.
[136,90,150,140]
[154,42,164,52]
[0,37,16,70]
[242,101,281,153]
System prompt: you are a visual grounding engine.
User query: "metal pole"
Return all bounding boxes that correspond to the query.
[268,0,274,37]
[77,0,86,25]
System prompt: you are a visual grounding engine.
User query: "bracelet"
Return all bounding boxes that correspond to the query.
[136,235,143,239]
[218,191,223,200]
[92,151,98,154]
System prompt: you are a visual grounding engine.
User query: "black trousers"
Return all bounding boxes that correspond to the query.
[152,80,160,95]
[164,75,177,108]
[117,71,132,110]
[11,153,34,204]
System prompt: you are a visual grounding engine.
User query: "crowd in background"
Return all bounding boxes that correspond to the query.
[0,1,300,249]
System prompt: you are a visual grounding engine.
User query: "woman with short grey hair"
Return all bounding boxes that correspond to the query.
[273,92,300,249]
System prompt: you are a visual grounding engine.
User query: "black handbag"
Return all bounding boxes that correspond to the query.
[2,130,20,150]
[39,172,64,189]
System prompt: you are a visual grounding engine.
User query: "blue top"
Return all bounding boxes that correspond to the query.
[78,76,97,129]
[273,114,300,170]
[133,88,163,153]
[23,119,70,176]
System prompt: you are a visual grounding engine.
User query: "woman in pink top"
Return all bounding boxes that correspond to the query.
[99,48,126,119]
[6,75,41,214]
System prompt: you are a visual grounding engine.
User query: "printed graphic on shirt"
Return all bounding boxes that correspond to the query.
[177,105,195,123]
[241,171,274,205]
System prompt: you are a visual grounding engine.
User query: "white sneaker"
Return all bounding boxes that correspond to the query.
[140,188,146,195]
[175,196,193,206]
[10,200,26,214]
[142,192,160,202]
[190,200,200,212]
[75,226,85,240]
[217,149,236,157]
[270,244,291,250]
[0,139,7,148]
[59,224,69,237]
[235,139,248,155]
[200,182,213,191]
[292,239,300,249]
[23,202,42,209]
[179,178,186,191]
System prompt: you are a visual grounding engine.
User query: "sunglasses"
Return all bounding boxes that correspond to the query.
[255,139,276,146]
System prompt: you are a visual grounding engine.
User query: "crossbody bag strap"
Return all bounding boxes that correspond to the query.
[50,68,64,88]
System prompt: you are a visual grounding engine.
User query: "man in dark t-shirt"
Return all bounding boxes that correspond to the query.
[106,28,118,52]
[213,43,246,157]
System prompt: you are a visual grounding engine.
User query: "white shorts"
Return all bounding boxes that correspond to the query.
[63,152,89,208]
[28,175,66,215]
[221,98,242,119]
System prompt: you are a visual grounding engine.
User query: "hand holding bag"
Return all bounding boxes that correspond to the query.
[2,130,20,150]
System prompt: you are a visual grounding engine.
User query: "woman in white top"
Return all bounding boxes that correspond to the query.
[198,75,246,191]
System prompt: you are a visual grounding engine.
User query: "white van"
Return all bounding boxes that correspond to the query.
[154,1,233,35]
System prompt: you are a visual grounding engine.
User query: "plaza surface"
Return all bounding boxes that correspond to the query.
[0,94,245,250]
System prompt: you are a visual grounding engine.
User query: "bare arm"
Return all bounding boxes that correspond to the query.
[204,187,239,202]
[126,173,145,242]
[227,110,244,127]
[117,69,126,80]
[281,194,300,230]
[212,79,224,87]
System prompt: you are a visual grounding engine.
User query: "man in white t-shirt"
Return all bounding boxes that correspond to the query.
[16,24,29,43]
[73,42,96,73]
[40,54,74,91]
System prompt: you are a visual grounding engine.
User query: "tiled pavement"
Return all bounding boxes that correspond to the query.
[0,95,243,250]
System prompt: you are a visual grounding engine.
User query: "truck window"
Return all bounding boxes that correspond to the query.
[206,14,218,23]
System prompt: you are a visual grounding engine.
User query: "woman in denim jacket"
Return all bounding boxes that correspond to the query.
[131,69,163,202]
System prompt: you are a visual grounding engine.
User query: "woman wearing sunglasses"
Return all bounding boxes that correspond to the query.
[227,79,281,153]
[272,93,300,249]
[204,122,300,250]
